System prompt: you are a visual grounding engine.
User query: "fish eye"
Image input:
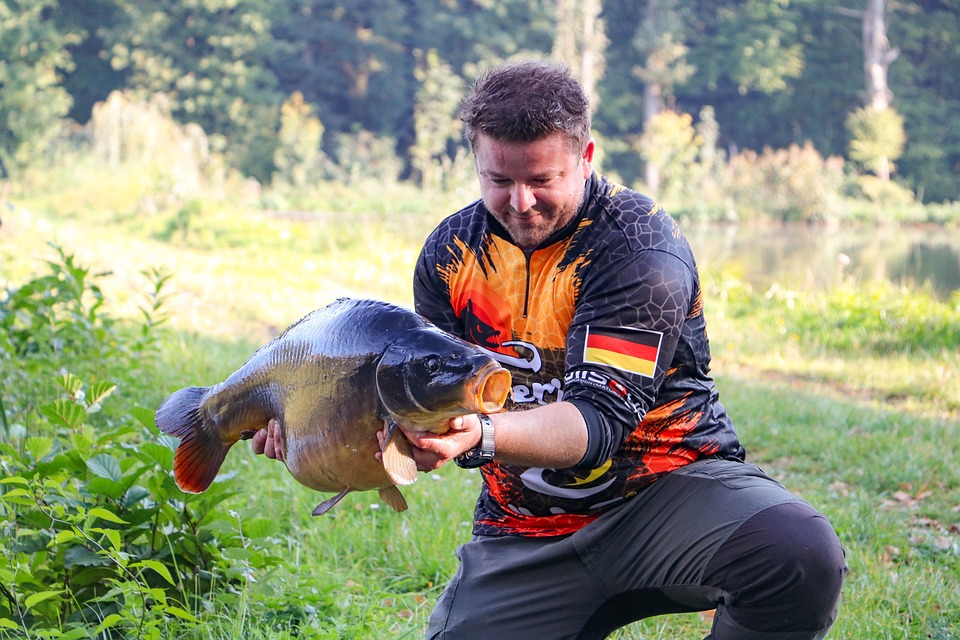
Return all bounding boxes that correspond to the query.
[425,356,443,373]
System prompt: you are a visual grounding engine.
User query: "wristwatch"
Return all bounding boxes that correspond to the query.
[455,413,496,468]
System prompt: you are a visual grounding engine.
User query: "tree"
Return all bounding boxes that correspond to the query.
[410,50,464,191]
[633,0,695,190]
[101,0,277,142]
[0,0,78,178]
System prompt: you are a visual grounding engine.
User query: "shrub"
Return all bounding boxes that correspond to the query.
[0,249,286,638]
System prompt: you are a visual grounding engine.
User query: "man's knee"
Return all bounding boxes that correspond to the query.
[705,501,847,637]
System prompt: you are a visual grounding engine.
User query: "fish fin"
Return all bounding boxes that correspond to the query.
[312,487,351,516]
[378,485,408,513]
[155,386,232,494]
[381,419,418,486]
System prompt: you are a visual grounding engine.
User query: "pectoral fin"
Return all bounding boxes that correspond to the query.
[378,485,409,513]
[312,487,351,516]
[381,419,418,486]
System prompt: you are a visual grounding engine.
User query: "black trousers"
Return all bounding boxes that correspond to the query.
[428,459,847,639]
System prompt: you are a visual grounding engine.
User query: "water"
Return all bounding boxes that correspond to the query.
[684,223,960,300]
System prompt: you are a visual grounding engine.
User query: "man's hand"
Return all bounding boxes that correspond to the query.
[251,418,284,462]
[376,415,483,472]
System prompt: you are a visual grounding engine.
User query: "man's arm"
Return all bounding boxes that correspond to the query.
[398,401,588,471]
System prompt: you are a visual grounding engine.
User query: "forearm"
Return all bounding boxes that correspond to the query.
[398,401,589,472]
[490,401,588,468]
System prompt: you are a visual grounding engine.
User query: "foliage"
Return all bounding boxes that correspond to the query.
[272,92,326,191]
[0,0,78,177]
[0,249,288,638]
[723,142,846,222]
[410,49,466,191]
[635,110,701,202]
[846,106,906,177]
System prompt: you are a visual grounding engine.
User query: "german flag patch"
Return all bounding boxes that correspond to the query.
[583,326,662,378]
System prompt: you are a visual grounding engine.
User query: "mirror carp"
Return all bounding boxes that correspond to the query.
[155,297,511,515]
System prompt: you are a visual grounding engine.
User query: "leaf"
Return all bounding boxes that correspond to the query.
[40,399,87,430]
[96,613,125,631]
[87,454,122,482]
[24,590,62,610]
[138,442,174,470]
[64,545,111,569]
[24,437,54,461]
[86,380,117,407]
[162,606,198,622]
[54,529,80,545]
[56,373,83,397]
[134,559,175,585]
[0,618,20,629]
[130,405,157,428]
[88,506,128,525]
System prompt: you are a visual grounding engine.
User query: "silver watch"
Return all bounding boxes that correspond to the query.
[455,413,495,468]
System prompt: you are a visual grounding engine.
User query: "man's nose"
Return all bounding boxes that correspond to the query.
[510,184,536,212]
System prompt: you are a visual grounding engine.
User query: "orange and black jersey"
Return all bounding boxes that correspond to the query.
[414,173,745,537]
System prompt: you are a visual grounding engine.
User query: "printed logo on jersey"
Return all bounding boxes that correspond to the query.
[519,459,616,500]
[583,326,662,378]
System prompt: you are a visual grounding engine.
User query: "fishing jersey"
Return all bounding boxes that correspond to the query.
[413,173,745,537]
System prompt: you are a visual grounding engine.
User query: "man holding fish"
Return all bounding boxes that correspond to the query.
[254,60,846,639]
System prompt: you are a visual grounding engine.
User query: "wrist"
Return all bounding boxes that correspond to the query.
[455,413,495,468]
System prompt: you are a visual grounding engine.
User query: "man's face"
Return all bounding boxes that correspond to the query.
[474,132,594,250]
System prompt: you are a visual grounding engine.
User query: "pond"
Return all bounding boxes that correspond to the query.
[684,223,960,300]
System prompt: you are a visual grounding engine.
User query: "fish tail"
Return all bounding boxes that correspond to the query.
[155,386,231,494]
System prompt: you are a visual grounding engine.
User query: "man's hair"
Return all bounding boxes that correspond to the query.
[460,59,591,153]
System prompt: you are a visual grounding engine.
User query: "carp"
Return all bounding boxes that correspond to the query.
[155,297,511,515]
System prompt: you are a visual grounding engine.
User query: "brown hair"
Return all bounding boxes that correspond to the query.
[460,59,591,153]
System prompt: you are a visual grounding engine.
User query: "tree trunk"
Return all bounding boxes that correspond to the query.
[642,0,662,192]
[862,0,899,180]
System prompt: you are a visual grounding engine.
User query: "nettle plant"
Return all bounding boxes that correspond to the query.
[0,247,284,638]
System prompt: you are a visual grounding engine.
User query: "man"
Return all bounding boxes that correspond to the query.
[255,60,846,639]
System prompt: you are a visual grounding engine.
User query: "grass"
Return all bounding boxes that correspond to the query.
[2,179,959,639]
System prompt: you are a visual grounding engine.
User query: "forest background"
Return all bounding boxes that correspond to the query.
[1,1,960,639]
[1,0,960,219]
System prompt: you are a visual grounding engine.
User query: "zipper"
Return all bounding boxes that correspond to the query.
[522,250,533,318]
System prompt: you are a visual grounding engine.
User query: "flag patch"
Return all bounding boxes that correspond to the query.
[583,326,662,378]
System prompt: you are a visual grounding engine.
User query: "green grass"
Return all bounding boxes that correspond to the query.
[2,175,959,639]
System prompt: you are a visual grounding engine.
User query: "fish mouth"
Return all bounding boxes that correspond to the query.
[469,361,512,413]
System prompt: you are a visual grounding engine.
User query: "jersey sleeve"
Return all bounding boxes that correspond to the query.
[562,238,698,467]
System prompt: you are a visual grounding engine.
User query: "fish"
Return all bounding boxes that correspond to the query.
[154,297,512,515]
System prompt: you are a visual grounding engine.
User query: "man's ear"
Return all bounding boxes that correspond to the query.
[582,138,596,177]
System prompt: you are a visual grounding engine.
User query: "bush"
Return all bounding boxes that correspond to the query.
[0,249,286,638]
[724,142,846,222]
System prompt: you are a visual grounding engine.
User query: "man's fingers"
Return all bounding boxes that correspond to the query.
[251,428,268,455]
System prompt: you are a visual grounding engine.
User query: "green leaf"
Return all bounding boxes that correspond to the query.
[134,559,175,585]
[87,454,122,482]
[54,529,80,545]
[96,613,125,631]
[25,436,54,461]
[138,442,174,470]
[64,545,111,569]
[40,399,87,430]
[56,373,83,397]
[162,606,198,622]
[131,405,157,428]
[86,380,117,407]
[24,590,62,610]
[88,506,128,525]
[1,476,30,486]
[0,618,20,629]
[90,527,122,551]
